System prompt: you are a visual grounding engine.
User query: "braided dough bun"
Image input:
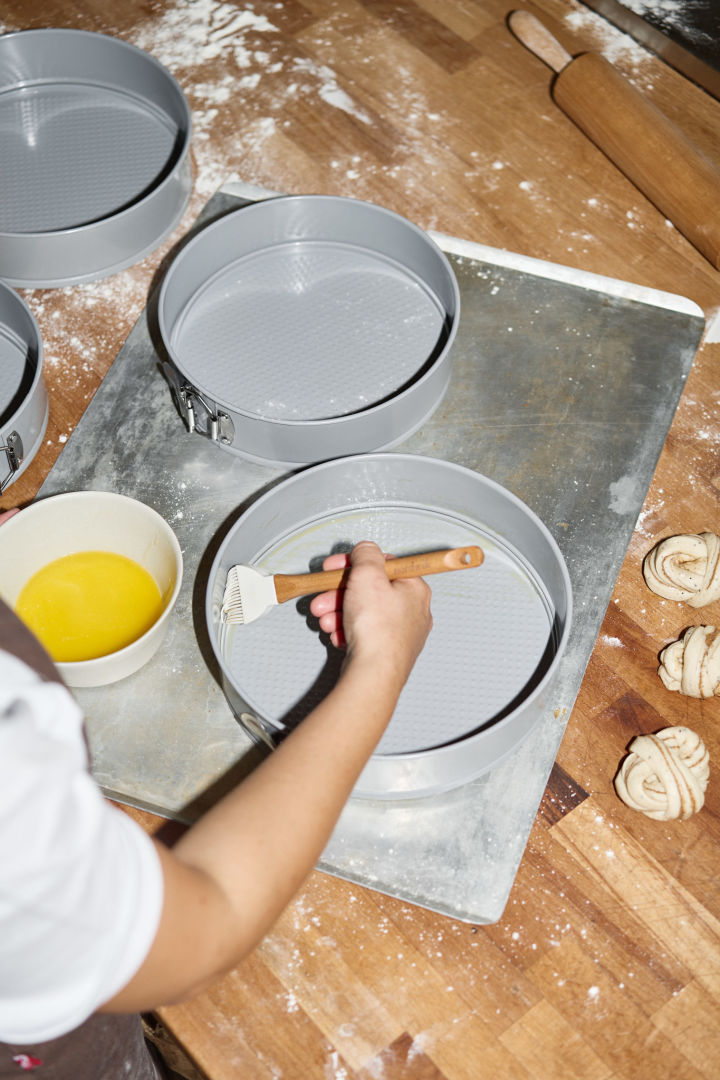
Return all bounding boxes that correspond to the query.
[614,726,709,820]
[659,625,720,698]
[643,532,720,607]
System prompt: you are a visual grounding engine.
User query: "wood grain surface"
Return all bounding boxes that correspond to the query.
[3,0,720,1076]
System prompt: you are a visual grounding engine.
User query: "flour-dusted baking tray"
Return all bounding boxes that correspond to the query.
[38,181,705,922]
[0,28,192,287]
[0,280,47,492]
[208,454,572,798]
[157,195,459,466]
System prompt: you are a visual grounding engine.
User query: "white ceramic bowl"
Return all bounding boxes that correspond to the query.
[0,490,183,686]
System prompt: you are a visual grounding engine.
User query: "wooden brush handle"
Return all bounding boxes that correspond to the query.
[273,546,484,604]
[508,9,720,269]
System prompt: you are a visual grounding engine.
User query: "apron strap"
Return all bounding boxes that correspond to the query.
[0,1013,165,1079]
[0,599,62,685]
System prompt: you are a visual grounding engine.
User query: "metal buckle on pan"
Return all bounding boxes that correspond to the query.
[0,431,23,493]
[172,380,234,446]
[240,712,277,750]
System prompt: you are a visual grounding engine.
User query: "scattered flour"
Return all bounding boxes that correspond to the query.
[564,5,655,78]
[131,1,278,70]
[124,0,380,200]
[609,474,642,515]
[323,1052,349,1080]
[291,57,372,124]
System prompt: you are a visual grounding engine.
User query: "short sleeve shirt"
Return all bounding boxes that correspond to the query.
[0,653,164,1043]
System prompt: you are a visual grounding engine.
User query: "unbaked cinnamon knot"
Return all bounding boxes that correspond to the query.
[614,726,709,820]
[643,532,720,607]
[659,625,720,698]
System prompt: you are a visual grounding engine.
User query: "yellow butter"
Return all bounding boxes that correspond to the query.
[15,551,164,663]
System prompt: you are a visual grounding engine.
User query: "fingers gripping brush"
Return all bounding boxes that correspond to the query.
[221,546,484,626]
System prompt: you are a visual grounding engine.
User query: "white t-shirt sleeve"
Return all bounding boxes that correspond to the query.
[0,654,164,1043]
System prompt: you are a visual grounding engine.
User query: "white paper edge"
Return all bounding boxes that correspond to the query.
[219,177,704,321]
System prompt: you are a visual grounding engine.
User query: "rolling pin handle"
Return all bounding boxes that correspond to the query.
[508,9,720,270]
[508,10,574,74]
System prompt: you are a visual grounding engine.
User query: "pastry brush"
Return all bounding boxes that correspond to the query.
[221,545,484,625]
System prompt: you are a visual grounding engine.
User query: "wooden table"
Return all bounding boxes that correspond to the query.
[3,1,720,1076]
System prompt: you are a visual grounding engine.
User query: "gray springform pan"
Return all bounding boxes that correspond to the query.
[206,453,572,799]
[158,195,460,466]
[0,29,192,288]
[0,281,47,493]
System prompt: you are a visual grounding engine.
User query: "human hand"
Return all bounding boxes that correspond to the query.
[0,509,19,526]
[309,540,432,685]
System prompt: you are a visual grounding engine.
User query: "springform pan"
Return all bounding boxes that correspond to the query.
[0,281,47,493]
[206,453,572,799]
[0,29,192,288]
[158,195,460,466]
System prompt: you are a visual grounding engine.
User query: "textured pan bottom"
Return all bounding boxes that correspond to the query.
[221,505,554,756]
[170,242,447,421]
[0,28,192,287]
[0,84,178,233]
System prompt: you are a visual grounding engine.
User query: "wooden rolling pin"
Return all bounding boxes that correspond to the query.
[508,9,720,269]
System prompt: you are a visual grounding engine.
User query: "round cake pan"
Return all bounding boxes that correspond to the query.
[158,195,460,466]
[206,453,572,799]
[0,29,192,288]
[0,281,47,493]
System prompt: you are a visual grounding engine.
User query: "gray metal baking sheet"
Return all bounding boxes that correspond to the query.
[37,181,704,924]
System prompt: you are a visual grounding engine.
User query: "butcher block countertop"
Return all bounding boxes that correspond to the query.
[3,0,720,1077]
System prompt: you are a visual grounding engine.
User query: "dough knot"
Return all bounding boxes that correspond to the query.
[643,532,720,607]
[659,625,720,698]
[614,726,709,820]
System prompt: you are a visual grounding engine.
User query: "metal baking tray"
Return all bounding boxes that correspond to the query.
[0,281,47,492]
[0,28,192,288]
[208,454,572,798]
[37,182,705,922]
[157,195,459,466]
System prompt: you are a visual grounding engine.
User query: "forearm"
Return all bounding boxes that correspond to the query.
[175,653,405,903]
[102,654,406,1011]
[102,542,432,1013]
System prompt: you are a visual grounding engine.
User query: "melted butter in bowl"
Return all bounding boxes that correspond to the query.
[16,551,164,663]
[0,490,183,686]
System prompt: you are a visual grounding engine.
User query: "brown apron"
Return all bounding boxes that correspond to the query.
[0,600,166,1080]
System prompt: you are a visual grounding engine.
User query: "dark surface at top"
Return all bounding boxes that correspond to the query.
[581,0,720,98]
